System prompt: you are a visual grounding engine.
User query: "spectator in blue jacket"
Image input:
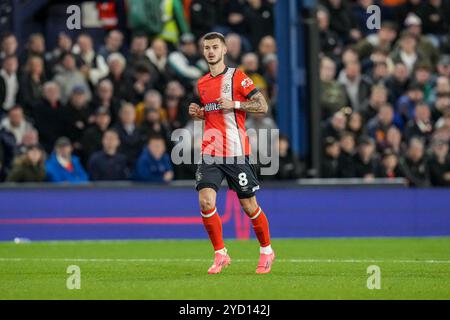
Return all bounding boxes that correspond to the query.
[132,135,173,183]
[45,136,89,183]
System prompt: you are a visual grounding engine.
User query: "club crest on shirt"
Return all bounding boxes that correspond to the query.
[222,83,231,94]
[241,77,253,89]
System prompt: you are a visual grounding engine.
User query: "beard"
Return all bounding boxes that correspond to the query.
[207,55,223,66]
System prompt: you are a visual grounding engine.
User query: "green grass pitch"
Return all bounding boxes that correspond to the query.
[1,237,449,299]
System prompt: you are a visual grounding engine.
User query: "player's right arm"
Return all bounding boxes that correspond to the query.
[189,102,205,120]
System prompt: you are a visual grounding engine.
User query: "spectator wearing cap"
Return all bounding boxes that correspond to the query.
[376,148,404,179]
[0,55,19,114]
[0,105,34,146]
[398,137,430,187]
[73,33,109,86]
[436,55,450,78]
[80,107,111,165]
[320,57,348,120]
[168,33,207,86]
[132,135,173,183]
[53,52,91,104]
[403,13,440,67]
[321,136,340,178]
[6,144,46,182]
[394,0,423,28]
[395,82,424,129]
[105,53,130,101]
[65,86,91,150]
[353,136,377,179]
[89,78,121,125]
[225,33,243,68]
[88,129,128,181]
[32,82,66,153]
[45,137,88,183]
[404,102,434,143]
[114,103,143,168]
[17,55,46,116]
[427,138,450,186]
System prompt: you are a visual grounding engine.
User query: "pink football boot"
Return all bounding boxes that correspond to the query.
[207,252,231,274]
[256,251,275,274]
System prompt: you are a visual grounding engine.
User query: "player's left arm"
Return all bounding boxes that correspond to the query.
[217,92,268,114]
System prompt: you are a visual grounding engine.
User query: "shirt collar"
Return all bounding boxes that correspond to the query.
[210,66,228,78]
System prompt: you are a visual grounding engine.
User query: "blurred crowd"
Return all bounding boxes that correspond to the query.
[1,0,448,187]
[0,0,294,184]
[319,0,450,186]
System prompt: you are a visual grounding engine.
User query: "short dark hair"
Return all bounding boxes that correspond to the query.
[202,32,226,44]
[148,134,165,143]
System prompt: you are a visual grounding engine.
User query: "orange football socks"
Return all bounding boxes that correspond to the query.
[249,207,271,248]
[201,207,225,251]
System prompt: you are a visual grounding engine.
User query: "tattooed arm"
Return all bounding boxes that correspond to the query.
[216,92,268,114]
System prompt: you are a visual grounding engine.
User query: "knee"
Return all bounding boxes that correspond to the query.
[240,200,259,216]
[199,196,216,212]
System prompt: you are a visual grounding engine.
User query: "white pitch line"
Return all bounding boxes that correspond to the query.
[0,258,450,264]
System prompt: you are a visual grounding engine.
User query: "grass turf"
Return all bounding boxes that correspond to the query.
[0,237,449,299]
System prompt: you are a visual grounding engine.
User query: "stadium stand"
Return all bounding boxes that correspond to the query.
[0,0,448,187]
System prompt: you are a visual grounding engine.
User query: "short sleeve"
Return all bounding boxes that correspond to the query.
[235,69,259,99]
